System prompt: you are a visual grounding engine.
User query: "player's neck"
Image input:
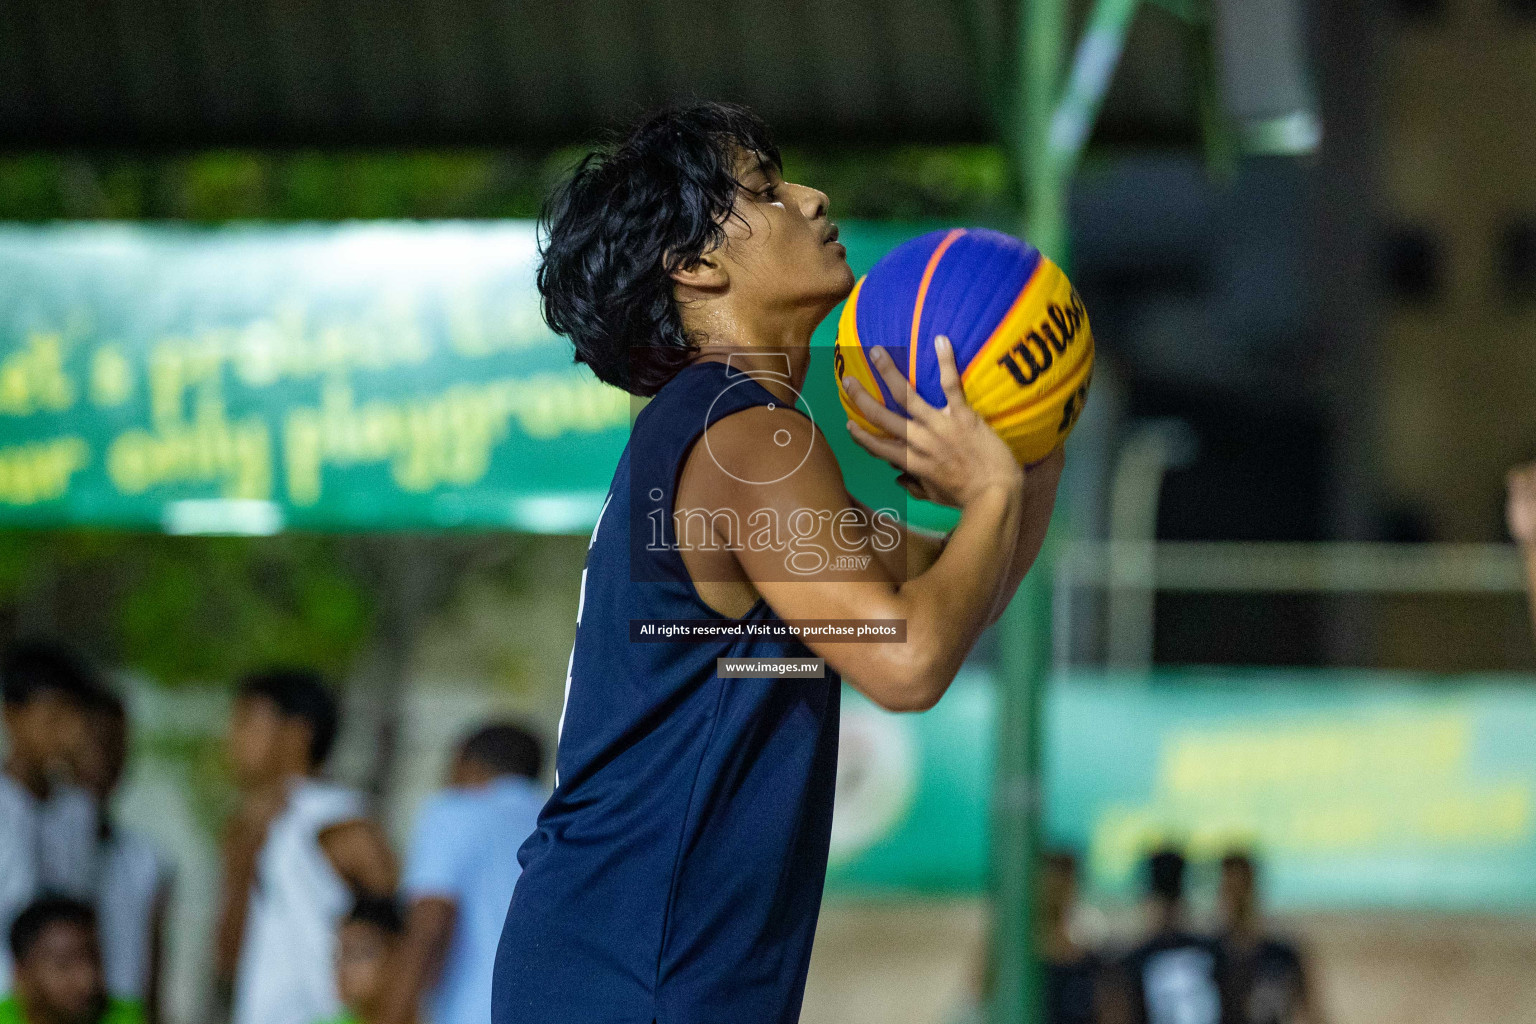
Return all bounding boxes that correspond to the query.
[681,304,819,399]
[692,347,808,403]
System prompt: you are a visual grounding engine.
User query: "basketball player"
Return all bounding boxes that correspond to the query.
[492,102,1064,1024]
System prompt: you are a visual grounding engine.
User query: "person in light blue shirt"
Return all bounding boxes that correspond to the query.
[374,724,546,1024]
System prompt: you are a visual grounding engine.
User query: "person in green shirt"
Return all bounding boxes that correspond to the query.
[315,896,411,1024]
[0,897,141,1024]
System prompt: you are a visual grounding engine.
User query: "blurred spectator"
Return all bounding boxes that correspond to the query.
[1040,851,1106,1024]
[1217,853,1324,1024]
[0,896,140,1024]
[216,670,397,1024]
[376,723,547,1024]
[1508,462,1536,637]
[1,643,103,995]
[1103,848,1228,1024]
[945,850,1107,1024]
[71,691,169,1024]
[321,896,411,1024]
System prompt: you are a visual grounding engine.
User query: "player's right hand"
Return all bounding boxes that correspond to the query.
[842,334,1022,510]
[1508,462,1536,545]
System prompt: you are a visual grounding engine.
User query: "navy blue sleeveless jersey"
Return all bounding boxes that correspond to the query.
[493,359,842,1024]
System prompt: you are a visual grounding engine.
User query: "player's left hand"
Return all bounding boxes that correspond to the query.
[842,335,1020,510]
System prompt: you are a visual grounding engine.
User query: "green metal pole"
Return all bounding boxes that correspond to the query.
[993,0,1068,1019]
[995,0,1145,1017]
[1017,0,1071,266]
[990,558,1054,1023]
[1047,0,1145,195]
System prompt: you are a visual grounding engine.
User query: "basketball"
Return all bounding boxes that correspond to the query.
[834,227,1094,467]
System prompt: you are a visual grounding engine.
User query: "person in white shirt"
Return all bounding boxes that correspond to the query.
[71,688,170,1024]
[215,669,397,1024]
[0,641,103,997]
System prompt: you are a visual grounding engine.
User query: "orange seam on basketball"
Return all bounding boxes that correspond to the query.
[908,228,966,387]
[960,257,1048,389]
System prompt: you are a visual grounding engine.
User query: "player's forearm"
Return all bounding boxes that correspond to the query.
[848,496,947,580]
[878,480,1024,710]
[983,450,1064,628]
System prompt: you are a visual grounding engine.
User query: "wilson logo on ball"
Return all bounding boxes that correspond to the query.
[835,227,1094,466]
[995,288,1088,387]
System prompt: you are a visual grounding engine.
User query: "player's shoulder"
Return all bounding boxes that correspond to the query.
[705,399,820,437]
[697,402,837,482]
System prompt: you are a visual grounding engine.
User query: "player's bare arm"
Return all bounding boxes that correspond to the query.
[844,339,1065,629]
[682,337,1045,712]
[848,441,1061,628]
[498,102,1076,1021]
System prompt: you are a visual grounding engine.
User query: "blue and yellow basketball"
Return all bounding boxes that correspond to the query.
[834,227,1093,466]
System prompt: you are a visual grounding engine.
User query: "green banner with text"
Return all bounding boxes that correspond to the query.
[0,222,951,534]
[1045,671,1536,909]
[823,670,1536,908]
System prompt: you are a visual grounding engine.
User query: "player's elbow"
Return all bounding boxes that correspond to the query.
[854,648,950,713]
[873,686,943,713]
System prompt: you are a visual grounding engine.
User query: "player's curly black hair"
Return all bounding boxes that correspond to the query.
[536,102,782,397]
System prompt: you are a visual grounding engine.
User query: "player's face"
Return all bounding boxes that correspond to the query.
[17,922,107,1024]
[714,151,854,331]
